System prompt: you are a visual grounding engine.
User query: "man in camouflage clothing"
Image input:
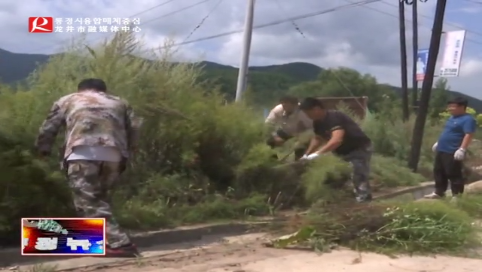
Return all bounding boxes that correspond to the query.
[35,78,141,257]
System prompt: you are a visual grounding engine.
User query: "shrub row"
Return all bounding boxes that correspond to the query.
[0,32,448,245]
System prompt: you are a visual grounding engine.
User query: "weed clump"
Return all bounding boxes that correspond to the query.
[357,201,479,254]
[271,200,481,255]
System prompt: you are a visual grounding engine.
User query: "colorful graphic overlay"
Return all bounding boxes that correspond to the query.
[22,218,105,255]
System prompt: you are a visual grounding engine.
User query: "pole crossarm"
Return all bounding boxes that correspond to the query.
[403,0,428,4]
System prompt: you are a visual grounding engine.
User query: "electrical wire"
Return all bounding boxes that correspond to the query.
[179,0,224,46]
[151,0,382,107]
[379,0,482,45]
[128,0,177,18]
[268,0,378,102]
[273,0,306,38]
[158,0,383,50]
[139,0,211,26]
[29,0,378,55]
[328,0,477,105]
[462,0,482,5]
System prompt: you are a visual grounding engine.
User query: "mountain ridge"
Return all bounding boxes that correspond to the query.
[1,48,481,111]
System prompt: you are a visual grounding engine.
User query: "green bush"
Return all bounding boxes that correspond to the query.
[0,32,272,239]
[370,155,425,187]
[362,111,440,170]
[0,30,454,246]
[301,154,352,203]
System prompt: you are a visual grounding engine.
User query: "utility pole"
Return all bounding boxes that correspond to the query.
[235,0,256,102]
[399,0,409,121]
[411,0,420,110]
[408,0,447,172]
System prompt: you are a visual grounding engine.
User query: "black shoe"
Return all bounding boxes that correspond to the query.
[103,243,140,258]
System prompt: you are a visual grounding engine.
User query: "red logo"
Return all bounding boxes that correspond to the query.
[29,17,53,33]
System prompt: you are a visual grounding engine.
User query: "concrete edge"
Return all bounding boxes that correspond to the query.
[0,222,269,268]
[0,182,438,268]
[374,182,434,200]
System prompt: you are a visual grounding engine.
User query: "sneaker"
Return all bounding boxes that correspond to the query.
[356,194,372,203]
[103,243,140,258]
[423,192,443,199]
[450,196,458,204]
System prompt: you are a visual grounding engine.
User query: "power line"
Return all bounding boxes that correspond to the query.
[140,0,211,26]
[462,0,482,4]
[379,0,482,44]
[273,0,306,38]
[180,0,224,45]
[30,0,211,54]
[128,0,177,18]
[38,0,380,57]
[160,0,381,106]
[159,0,383,50]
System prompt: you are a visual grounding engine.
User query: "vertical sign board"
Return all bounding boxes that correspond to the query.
[416,49,429,82]
[22,218,106,256]
[439,30,466,77]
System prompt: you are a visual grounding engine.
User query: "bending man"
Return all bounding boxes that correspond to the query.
[265,96,312,160]
[35,78,141,257]
[299,97,373,203]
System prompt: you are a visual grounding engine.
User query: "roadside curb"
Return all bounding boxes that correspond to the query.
[0,221,270,268]
[0,182,438,268]
[374,181,434,201]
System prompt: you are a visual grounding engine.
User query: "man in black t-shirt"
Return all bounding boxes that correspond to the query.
[299,97,373,203]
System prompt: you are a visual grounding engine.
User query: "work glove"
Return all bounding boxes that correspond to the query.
[300,154,308,160]
[431,142,438,152]
[306,153,320,160]
[454,148,466,161]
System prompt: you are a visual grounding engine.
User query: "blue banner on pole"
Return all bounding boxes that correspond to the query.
[416,49,429,81]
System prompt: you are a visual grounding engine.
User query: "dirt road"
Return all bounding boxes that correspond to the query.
[6,233,481,272]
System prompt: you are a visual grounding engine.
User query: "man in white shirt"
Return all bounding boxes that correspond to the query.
[265,96,313,160]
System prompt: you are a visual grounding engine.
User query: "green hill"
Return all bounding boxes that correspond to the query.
[0,49,50,84]
[1,48,481,111]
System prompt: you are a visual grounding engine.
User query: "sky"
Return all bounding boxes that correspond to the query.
[1,0,482,98]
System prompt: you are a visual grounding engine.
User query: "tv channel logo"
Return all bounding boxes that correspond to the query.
[29,17,54,33]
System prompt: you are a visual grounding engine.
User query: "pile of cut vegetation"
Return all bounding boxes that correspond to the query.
[268,194,482,256]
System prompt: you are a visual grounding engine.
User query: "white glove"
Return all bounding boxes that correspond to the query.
[306,153,320,160]
[454,148,466,161]
[432,142,438,152]
[300,155,308,160]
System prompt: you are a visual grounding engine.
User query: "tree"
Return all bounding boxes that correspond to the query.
[288,68,394,112]
[429,78,450,119]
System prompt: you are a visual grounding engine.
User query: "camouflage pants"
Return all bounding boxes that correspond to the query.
[339,146,372,201]
[66,160,131,248]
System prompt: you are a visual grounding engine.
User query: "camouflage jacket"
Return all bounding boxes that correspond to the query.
[35,90,141,159]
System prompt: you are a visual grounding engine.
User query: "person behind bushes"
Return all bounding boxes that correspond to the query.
[424,97,476,200]
[298,97,373,203]
[265,96,312,160]
[34,78,141,257]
